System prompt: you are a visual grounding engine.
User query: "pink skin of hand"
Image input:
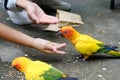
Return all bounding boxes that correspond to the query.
[16,0,59,24]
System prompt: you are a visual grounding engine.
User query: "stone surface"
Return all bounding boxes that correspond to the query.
[0,0,120,80]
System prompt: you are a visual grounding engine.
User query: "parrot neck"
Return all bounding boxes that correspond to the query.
[19,60,32,73]
[70,32,81,45]
[71,38,80,45]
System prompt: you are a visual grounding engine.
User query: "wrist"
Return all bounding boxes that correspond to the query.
[16,0,29,9]
[31,38,43,50]
[32,38,51,51]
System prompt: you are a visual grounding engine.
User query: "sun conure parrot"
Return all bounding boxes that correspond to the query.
[12,57,78,80]
[59,26,120,61]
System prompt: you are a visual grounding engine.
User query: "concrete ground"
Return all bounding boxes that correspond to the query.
[0,0,120,80]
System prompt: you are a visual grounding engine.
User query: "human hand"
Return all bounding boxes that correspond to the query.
[33,38,66,54]
[16,0,59,24]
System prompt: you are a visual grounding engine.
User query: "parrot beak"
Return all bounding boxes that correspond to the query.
[58,30,64,37]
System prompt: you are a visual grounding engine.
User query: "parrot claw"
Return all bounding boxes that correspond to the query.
[83,55,90,61]
[82,58,89,62]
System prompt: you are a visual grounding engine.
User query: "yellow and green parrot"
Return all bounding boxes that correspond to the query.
[12,57,78,80]
[59,26,120,61]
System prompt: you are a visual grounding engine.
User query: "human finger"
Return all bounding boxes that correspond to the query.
[53,43,66,54]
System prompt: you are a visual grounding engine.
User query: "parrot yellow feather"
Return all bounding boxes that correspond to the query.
[59,26,120,60]
[12,57,78,80]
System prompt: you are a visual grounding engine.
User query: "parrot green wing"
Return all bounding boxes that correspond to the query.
[25,61,64,80]
[41,67,64,80]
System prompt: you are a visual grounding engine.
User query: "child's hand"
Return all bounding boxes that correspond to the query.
[33,38,66,54]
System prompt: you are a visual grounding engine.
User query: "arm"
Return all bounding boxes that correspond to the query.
[0,23,66,54]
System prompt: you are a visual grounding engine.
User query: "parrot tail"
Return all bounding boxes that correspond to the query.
[107,50,120,56]
[97,44,120,56]
[58,77,79,80]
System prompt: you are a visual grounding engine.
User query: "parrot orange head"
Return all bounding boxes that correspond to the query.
[59,26,77,40]
[12,57,32,72]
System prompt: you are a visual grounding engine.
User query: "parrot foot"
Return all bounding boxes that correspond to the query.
[82,55,90,62]
[82,58,89,62]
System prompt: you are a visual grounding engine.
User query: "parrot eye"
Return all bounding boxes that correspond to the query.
[63,30,68,34]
